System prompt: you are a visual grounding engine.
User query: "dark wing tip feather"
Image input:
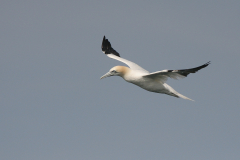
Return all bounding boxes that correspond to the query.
[169,61,211,77]
[189,61,211,73]
[101,36,120,57]
[180,61,211,77]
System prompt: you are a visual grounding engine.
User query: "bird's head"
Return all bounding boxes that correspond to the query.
[100,66,130,79]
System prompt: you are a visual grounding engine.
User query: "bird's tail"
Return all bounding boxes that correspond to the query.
[163,83,194,101]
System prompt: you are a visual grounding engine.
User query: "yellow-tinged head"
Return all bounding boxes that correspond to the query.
[100,66,130,79]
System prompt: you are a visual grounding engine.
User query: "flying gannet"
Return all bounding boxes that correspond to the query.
[100,36,210,101]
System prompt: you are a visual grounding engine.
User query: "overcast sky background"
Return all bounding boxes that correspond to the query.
[1,1,240,160]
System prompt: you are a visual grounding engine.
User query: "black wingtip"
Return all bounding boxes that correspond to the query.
[101,36,120,57]
[188,61,211,74]
[205,61,211,65]
[174,61,211,77]
[203,61,211,67]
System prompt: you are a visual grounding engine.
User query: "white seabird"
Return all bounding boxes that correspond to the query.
[100,36,210,101]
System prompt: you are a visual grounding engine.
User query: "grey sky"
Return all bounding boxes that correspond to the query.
[1,0,240,160]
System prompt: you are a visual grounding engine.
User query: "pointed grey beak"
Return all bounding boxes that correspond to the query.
[100,72,112,79]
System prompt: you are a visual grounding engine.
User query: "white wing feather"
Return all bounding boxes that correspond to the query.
[101,36,148,73]
[107,54,149,73]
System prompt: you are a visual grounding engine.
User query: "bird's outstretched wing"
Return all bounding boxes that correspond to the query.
[101,36,149,73]
[143,62,210,83]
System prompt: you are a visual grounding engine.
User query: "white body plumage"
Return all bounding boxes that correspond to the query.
[100,36,210,101]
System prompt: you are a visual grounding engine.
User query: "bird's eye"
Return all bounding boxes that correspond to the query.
[111,70,117,73]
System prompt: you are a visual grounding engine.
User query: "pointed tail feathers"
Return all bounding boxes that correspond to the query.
[175,92,194,101]
[163,83,194,101]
